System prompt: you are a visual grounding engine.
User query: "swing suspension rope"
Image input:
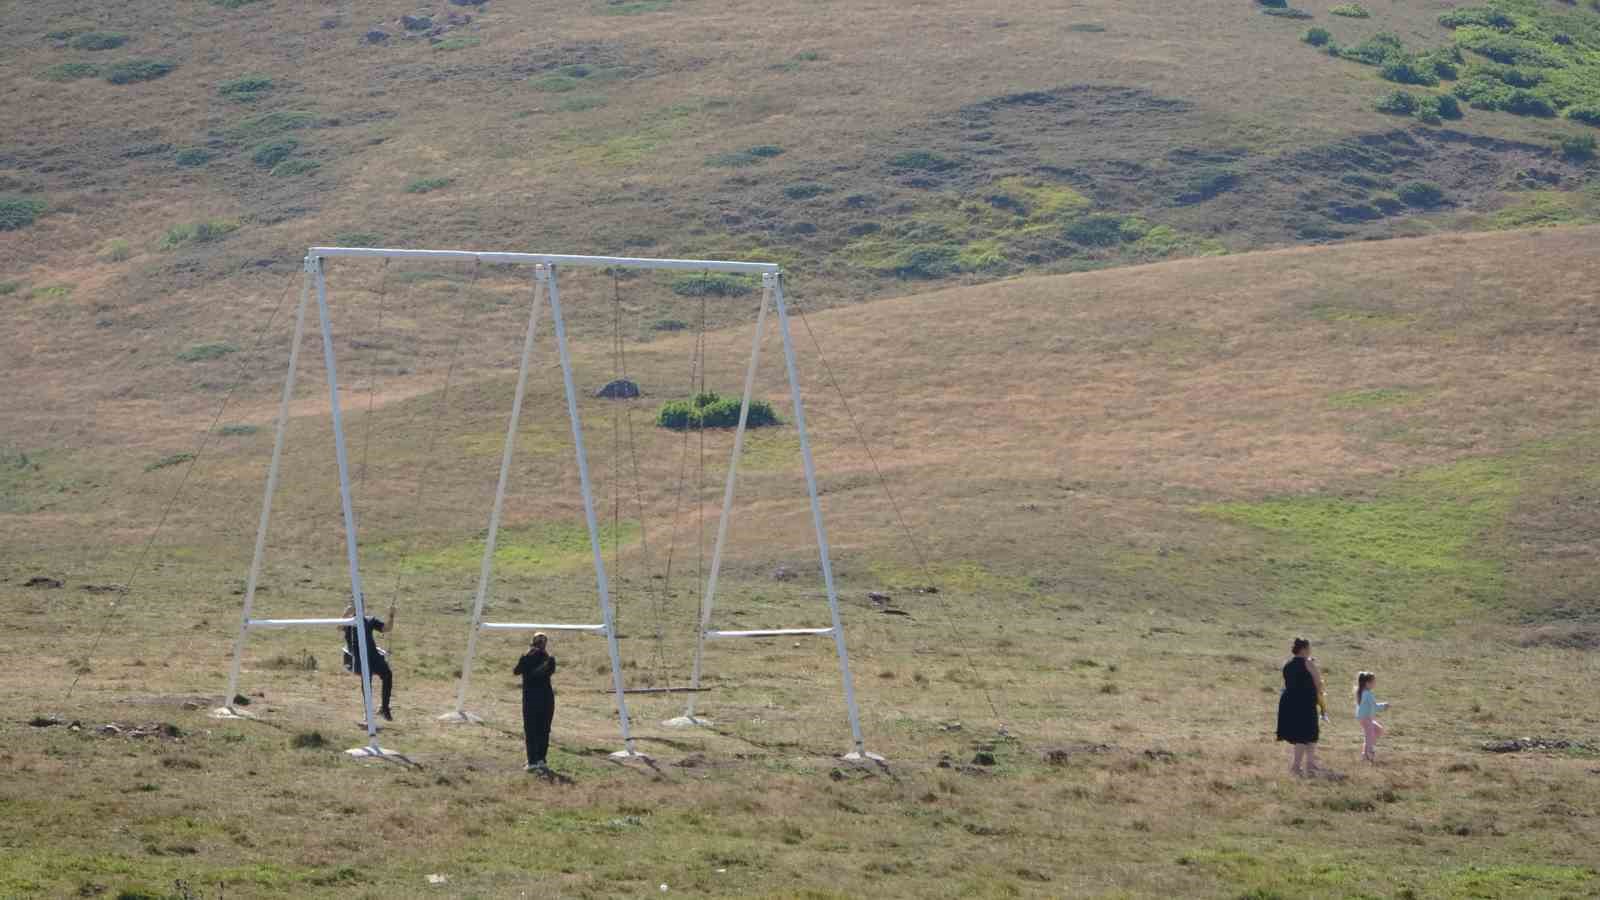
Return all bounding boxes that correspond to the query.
[653,287,710,689]
[66,273,301,699]
[789,292,1016,739]
[355,259,391,497]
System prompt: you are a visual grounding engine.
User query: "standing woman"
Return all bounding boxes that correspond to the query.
[514,633,557,770]
[1276,636,1326,776]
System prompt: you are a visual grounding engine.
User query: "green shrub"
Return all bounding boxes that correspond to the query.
[102,59,175,84]
[227,110,316,140]
[434,35,481,51]
[782,182,833,200]
[530,74,581,92]
[1397,181,1445,207]
[1375,90,1419,114]
[1381,58,1440,86]
[0,281,20,295]
[747,145,784,158]
[100,238,132,262]
[1303,27,1331,46]
[884,244,961,278]
[1456,33,1566,68]
[40,62,98,81]
[174,147,213,167]
[707,146,784,167]
[219,75,273,100]
[656,392,779,431]
[1419,94,1464,121]
[890,150,959,171]
[1065,214,1131,246]
[1504,90,1556,117]
[211,0,262,7]
[670,272,754,297]
[403,177,453,194]
[219,424,259,436]
[70,32,128,50]
[1439,8,1517,30]
[1262,7,1313,18]
[159,220,239,249]
[559,94,607,112]
[250,139,297,167]
[146,452,197,471]
[1177,167,1241,203]
[1257,0,1286,7]
[1342,32,1406,65]
[1329,3,1369,17]
[0,196,47,231]
[177,341,239,362]
[1560,133,1598,160]
[271,159,320,177]
[1568,107,1600,126]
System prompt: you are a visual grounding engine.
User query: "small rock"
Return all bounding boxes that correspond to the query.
[98,724,122,735]
[81,583,124,594]
[938,721,963,732]
[364,30,390,44]
[25,576,63,589]
[867,591,891,604]
[595,379,640,399]
[772,566,797,582]
[426,874,449,885]
[400,14,433,31]
[320,16,340,29]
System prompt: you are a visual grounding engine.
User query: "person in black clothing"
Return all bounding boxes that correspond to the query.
[514,632,556,770]
[341,601,394,722]
[1276,636,1326,776]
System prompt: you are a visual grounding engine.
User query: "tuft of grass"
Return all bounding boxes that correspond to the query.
[227,110,316,141]
[219,424,258,436]
[102,59,176,85]
[177,342,238,362]
[333,231,382,246]
[890,149,959,172]
[39,62,99,81]
[145,452,197,472]
[31,284,74,300]
[250,139,297,168]
[69,32,129,51]
[1397,181,1445,208]
[218,74,274,101]
[0,281,22,296]
[174,147,212,168]
[1304,27,1331,47]
[1327,388,1416,409]
[783,182,833,200]
[403,177,453,194]
[670,272,756,297]
[159,220,239,249]
[211,0,263,7]
[270,159,320,177]
[434,35,481,52]
[530,75,581,92]
[596,0,674,14]
[707,145,785,168]
[99,239,132,262]
[559,94,607,112]
[290,730,327,748]
[1329,3,1371,18]
[0,196,48,231]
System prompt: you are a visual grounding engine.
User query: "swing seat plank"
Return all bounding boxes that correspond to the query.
[248,616,357,629]
[705,627,834,639]
[480,621,606,633]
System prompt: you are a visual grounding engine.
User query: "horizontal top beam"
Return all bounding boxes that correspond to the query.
[308,246,781,275]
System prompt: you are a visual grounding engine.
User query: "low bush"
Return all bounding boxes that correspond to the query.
[40,62,98,81]
[1262,7,1313,18]
[1177,166,1241,203]
[782,182,832,200]
[174,147,212,167]
[1065,214,1131,246]
[1439,8,1516,30]
[100,238,131,262]
[1329,3,1369,16]
[228,110,316,141]
[1418,94,1464,122]
[1560,133,1597,160]
[177,341,239,362]
[70,32,128,50]
[885,244,961,278]
[1303,27,1331,47]
[219,74,273,100]
[0,281,20,295]
[559,94,607,112]
[1381,57,1440,87]
[707,146,783,167]
[890,149,959,171]
[159,220,239,249]
[146,452,197,471]
[656,392,780,431]
[102,59,175,84]
[211,0,263,7]
[1397,181,1446,207]
[1342,32,1406,66]
[403,177,453,193]
[1456,33,1566,68]
[0,196,47,231]
[219,424,258,436]
[1504,90,1556,117]
[1256,0,1286,7]
[670,272,754,297]
[1568,107,1600,126]
[250,139,297,167]
[1375,90,1419,115]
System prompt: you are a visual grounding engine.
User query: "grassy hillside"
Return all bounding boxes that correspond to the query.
[5,229,1600,898]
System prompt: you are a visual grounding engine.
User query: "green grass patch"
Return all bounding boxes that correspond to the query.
[39,62,99,81]
[1329,3,1370,17]
[596,0,673,14]
[531,75,581,92]
[30,284,74,300]
[270,159,320,177]
[174,147,213,168]
[398,520,641,575]
[0,196,48,231]
[177,342,238,362]
[211,0,263,7]
[1327,388,1417,409]
[1436,864,1594,894]
[1209,456,1520,627]
[250,139,297,167]
[146,452,197,472]
[890,149,959,172]
[434,35,481,52]
[1489,190,1594,229]
[670,272,755,297]
[227,110,316,141]
[102,59,175,84]
[69,32,128,50]
[403,177,453,194]
[707,145,785,168]
[218,74,274,101]
[333,231,382,246]
[559,94,608,112]
[219,424,258,436]
[159,220,239,249]
[99,239,132,262]
[0,281,21,296]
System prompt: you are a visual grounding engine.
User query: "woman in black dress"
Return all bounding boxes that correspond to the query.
[514,633,556,770]
[1276,636,1326,776]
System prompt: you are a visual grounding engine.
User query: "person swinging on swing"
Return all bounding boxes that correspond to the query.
[340,598,395,722]
[514,632,557,770]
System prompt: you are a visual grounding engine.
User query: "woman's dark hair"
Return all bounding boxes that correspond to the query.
[1356,671,1374,700]
[1291,637,1310,655]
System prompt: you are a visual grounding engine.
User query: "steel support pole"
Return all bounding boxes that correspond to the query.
[675,277,774,724]
[443,272,546,723]
[771,276,877,761]
[313,258,380,750]
[217,259,316,718]
[545,265,639,758]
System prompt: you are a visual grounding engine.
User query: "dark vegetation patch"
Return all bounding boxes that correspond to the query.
[40,62,99,81]
[219,75,275,101]
[69,32,129,51]
[0,196,48,231]
[656,392,779,430]
[103,59,176,85]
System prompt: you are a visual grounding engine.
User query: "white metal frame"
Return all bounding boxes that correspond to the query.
[217,246,878,764]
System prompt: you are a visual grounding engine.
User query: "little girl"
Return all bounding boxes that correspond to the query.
[1354,671,1390,762]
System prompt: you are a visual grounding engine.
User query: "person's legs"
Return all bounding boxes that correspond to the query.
[522,699,537,767]
[1304,743,1319,773]
[1291,744,1305,775]
[532,696,553,764]
[1362,719,1383,761]
[374,658,393,717]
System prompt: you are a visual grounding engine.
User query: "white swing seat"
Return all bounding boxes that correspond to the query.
[479,622,607,633]
[705,627,834,639]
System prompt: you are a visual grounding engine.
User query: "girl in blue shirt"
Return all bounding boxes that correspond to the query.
[1355,671,1390,762]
